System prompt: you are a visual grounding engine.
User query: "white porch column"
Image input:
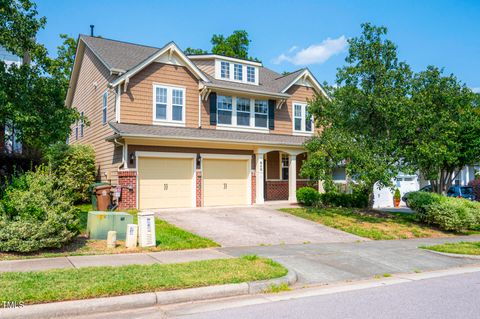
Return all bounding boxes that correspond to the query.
[288,154,297,203]
[255,151,265,204]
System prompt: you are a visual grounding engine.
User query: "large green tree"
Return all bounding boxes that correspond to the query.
[302,23,413,207]
[405,66,480,194]
[0,0,78,152]
[184,30,258,61]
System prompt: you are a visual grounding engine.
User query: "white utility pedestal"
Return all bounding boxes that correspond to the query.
[138,211,156,247]
[125,224,138,248]
[107,231,117,248]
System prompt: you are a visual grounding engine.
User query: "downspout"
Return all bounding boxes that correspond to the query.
[113,138,126,169]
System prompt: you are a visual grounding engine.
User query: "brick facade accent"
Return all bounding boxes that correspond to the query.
[266,181,289,200]
[265,180,318,201]
[196,170,202,207]
[251,170,256,204]
[118,170,137,209]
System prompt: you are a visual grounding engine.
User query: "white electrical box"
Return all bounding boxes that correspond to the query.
[125,224,138,248]
[138,211,156,247]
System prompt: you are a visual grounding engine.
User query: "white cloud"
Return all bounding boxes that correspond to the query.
[472,87,480,93]
[273,36,348,65]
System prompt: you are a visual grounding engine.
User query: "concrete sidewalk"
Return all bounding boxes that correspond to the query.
[0,249,232,272]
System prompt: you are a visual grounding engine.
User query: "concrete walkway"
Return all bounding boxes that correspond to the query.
[0,249,232,273]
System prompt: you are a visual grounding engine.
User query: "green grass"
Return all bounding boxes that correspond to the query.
[264,282,291,293]
[280,207,454,240]
[0,204,218,260]
[0,257,287,304]
[420,242,480,255]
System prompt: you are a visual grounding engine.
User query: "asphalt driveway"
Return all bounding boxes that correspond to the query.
[155,206,363,247]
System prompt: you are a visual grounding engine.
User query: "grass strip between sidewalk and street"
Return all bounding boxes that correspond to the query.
[0,256,286,305]
[280,207,456,240]
[420,241,480,255]
[0,204,218,261]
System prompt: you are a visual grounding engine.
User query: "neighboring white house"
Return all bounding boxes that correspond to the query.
[1,45,22,154]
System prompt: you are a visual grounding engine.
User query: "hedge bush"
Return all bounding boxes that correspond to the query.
[319,192,369,208]
[406,191,480,232]
[45,143,96,203]
[0,167,80,253]
[296,187,320,206]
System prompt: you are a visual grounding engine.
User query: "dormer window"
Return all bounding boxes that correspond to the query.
[220,61,230,79]
[234,64,243,81]
[247,66,255,83]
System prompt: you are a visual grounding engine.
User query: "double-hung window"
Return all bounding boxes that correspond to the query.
[234,64,243,81]
[247,66,255,83]
[102,92,108,124]
[220,61,230,79]
[281,154,289,180]
[236,98,250,126]
[254,100,268,128]
[293,103,313,133]
[153,85,185,124]
[217,95,233,125]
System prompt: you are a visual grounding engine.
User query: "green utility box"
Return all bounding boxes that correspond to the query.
[86,211,133,240]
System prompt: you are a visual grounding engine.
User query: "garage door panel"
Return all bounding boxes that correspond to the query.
[138,157,194,209]
[203,159,249,207]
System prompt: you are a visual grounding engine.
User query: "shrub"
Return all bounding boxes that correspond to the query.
[319,192,368,208]
[394,188,401,200]
[405,191,443,220]
[296,187,320,206]
[407,191,480,231]
[45,143,96,203]
[0,167,80,252]
[468,179,480,202]
[425,198,479,232]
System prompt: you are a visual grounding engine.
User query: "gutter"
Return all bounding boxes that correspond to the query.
[105,132,307,148]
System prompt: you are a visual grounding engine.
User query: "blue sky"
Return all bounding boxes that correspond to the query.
[36,0,480,91]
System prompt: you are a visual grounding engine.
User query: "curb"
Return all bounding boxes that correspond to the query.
[0,269,297,319]
[423,249,480,260]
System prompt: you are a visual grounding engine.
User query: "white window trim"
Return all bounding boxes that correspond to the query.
[152,83,186,126]
[281,153,289,181]
[234,63,243,81]
[292,102,314,136]
[214,59,259,85]
[246,65,256,83]
[102,91,108,125]
[220,61,230,79]
[216,96,269,132]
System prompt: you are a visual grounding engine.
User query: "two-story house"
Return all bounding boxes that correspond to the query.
[67,35,327,210]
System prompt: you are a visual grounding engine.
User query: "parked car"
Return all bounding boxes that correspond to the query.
[402,185,476,204]
[447,185,476,200]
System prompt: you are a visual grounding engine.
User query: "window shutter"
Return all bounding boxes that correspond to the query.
[210,92,217,125]
[268,99,275,130]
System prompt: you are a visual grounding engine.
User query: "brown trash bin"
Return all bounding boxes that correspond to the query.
[94,185,111,211]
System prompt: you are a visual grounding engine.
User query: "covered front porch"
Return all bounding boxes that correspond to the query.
[254,148,315,204]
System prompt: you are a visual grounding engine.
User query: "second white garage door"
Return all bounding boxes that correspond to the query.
[138,156,195,209]
[203,158,249,207]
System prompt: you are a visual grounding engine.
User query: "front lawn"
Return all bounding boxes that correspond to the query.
[0,204,218,260]
[420,242,480,255]
[0,256,286,304]
[281,207,454,240]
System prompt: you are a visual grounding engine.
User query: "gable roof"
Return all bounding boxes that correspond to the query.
[66,36,327,106]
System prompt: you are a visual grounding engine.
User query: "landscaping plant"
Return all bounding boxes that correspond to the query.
[320,192,368,208]
[0,166,80,252]
[45,143,96,203]
[394,188,401,207]
[296,187,320,206]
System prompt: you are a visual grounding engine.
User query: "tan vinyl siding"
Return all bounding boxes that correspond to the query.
[274,85,317,135]
[120,63,200,127]
[192,59,215,77]
[69,46,121,184]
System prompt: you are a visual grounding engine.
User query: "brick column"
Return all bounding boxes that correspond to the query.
[118,170,137,209]
[196,169,202,207]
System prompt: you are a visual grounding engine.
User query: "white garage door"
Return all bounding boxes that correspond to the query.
[203,158,249,207]
[137,156,195,209]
